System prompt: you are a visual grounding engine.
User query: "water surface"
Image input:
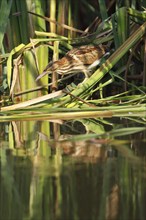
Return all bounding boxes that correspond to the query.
[0,119,146,220]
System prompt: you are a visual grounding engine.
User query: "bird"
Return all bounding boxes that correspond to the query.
[36,44,108,81]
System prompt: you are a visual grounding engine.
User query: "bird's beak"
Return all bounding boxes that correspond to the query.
[35,71,49,81]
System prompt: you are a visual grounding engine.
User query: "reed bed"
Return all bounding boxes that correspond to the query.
[0,0,146,120]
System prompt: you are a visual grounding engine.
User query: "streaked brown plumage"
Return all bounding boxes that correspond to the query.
[36,44,107,81]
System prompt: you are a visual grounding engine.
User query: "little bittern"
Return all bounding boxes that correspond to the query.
[36,44,108,81]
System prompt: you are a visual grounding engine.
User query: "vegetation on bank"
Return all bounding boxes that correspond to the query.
[0,0,146,119]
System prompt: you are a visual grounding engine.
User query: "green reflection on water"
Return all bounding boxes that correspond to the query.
[0,120,146,220]
[1,150,146,220]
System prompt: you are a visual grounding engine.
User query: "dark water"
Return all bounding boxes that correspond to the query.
[0,119,146,220]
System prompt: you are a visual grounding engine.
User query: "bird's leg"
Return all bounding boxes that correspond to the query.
[79,69,90,84]
[82,68,89,78]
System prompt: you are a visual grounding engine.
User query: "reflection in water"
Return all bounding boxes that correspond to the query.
[0,120,146,220]
[106,184,119,220]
